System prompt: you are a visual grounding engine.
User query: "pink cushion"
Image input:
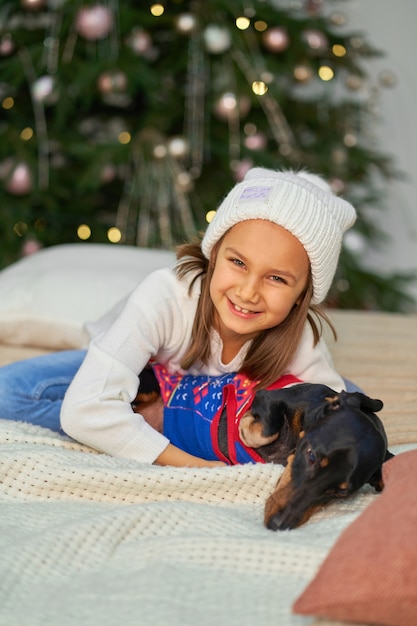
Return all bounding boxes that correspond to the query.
[293,449,417,626]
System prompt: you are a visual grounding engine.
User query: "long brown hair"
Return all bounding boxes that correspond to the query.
[175,237,336,389]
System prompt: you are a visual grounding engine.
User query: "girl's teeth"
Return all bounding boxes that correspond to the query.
[234,304,251,314]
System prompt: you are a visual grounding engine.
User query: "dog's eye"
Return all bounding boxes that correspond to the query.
[307,448,316,464]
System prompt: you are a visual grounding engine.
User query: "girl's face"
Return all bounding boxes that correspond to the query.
[210,219,310,353]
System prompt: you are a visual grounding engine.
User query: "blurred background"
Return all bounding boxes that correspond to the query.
[0,0,416,311]
[347,0,417,307]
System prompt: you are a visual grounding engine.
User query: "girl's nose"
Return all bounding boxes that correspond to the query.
[236,276,260,303]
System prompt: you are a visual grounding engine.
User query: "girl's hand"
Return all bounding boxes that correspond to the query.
[155,443,227,468]
[136,397,227,467]
[137,396,164,433]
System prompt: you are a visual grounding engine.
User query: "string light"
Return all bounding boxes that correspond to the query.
[20,127,34,141]
[318,65,334,81]
[13,221,28,237]
[2,97,14,109]
[252,81,268,95]
[107,226,122,243]
[236,17,250,30]
[254,21,268,32]
[150,4,164,17]
[77,224,91,240]
[332,44,346,57]
[118,131,131,144]
[205,210,216,224]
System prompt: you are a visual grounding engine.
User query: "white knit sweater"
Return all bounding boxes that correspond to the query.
[60,267,344,463]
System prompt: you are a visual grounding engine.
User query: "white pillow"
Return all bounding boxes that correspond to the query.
[0,243,176,350]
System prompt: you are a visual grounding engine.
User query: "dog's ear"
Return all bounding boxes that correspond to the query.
[366,451,394,492]
[384,450,395,462]
[359,394,383,414]
[347,392,383,414]
[368,466,384,492]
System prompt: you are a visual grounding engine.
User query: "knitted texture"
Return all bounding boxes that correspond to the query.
[202,168,357,304]
[1,418,407,626]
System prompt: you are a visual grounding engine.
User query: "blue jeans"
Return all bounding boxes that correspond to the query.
[0,350,86,434]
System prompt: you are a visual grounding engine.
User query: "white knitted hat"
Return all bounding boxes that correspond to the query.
[201,167,357,304]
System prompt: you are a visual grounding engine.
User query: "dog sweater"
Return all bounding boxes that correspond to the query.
[152,363,301,464]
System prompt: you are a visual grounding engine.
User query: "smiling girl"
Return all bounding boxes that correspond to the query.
[0,168,356,467]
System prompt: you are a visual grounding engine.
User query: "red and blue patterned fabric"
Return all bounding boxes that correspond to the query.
[152,363,300,465]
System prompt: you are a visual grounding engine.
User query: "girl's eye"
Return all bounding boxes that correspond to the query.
[231,258,245,268]
[270,275,287,284]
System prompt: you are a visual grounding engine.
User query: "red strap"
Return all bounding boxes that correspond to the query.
[267,374,301,390]
[210,385,235,464]
[225,384,242,465]
[227,374,302,464]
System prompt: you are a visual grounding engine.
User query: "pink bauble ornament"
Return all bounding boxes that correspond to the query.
[0,35,14,56]
[294,64,313,83]
[175,13,198,34]
[100,164,117,183]
[305,0,323,15]
[20,0,46,9]
[176,171,193,192]
[244,132,267,151]
[343,230,366,254]
[331,147,347,166]
[231,159,253,181]
[329,177,345,194]
[32,75,58,104]
[127,28,152,55]
[214,93,251,120]
[167,136,190,158]
[97,70,128,94]
[302,28,328,52]
[345,74,363,91]
[5,163,33,195]
[379,70,397,88]
[329,12,346,27]
[203,25,232,54]
[214,92,237,119]
[262,27,290,53]
[76,5,114,41]
[22,237,42,256]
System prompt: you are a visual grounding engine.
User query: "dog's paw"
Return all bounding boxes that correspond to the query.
[239,411,279,448]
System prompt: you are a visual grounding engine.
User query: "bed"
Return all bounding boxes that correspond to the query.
[0,244,416,626]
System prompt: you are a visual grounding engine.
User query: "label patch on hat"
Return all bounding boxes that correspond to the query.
[239,186,272,202]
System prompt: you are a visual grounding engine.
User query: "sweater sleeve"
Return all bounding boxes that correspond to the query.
[288,322,345,392]
[60,268,198,463]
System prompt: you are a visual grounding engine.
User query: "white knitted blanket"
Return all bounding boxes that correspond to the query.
[2,418,411,626]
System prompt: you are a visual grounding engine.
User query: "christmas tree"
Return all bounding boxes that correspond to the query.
[0,0,414,310]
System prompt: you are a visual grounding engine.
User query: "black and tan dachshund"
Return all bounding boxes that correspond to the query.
[239,383,393,530]
[134,370,393,531]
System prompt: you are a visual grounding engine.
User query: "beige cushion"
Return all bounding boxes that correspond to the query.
[0,243,175,349]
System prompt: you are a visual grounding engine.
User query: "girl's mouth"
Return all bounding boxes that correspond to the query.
[229,298,259,316]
